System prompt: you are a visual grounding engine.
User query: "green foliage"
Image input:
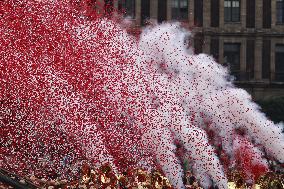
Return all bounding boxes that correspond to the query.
[256,97,284,123]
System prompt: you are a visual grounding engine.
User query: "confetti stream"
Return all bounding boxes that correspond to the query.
[1,1,284,189]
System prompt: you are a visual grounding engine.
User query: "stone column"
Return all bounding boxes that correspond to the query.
[240,38,246,79]
[271,39,276,81]
[255,0,263,29]
[204,35,211,54]
[254,37,263,80]
[203,0,211,28]
[219,37,224,64]
[135,0,141,26]
[271,0,276,28]
[150,0,158,20]
[167,0,172,20]
[189,0,195,27]
[240,0,246,29]
[219,0,224,29]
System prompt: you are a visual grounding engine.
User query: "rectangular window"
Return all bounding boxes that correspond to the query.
[194,33,204,54]
[263,0,271,28]
[118,0,135,19]
[158,0,167,23]
[262,40,271,79]
[275,45,284,81]
[194,0,203,26]
[224,43,241,80]
[246,0,255,28]
[210,38,219,61]
[211,0,220,27]
[224,0,240,22]
[246,40,255,80]
[172,0,188,20]
[277,0,284,23]
[141,0,150,25]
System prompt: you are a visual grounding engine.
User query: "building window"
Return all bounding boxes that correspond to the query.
[158,0,167,23]
[194,33,204,54]
[246,0,255,28]
[210,38,219,61]
[224,43,241,80]
[211,0,220,27]
[172,0,188,20]
[224,0,240,22]
[263,0,271,28]
[277,0,284,23]
[141,0,150,25]
[275,45,284,81]
[194,0,203,26]
[118,0,135,18]
[262,39,271,79]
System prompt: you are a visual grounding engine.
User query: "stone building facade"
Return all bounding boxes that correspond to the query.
[96,0,284,100]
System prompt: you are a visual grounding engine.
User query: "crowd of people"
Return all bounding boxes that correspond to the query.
[44,163,179,189]
[1,162,284,189]
[34,162,284,189]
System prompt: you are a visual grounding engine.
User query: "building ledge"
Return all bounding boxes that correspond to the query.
[235,81,284,88]
[192,27,284,37]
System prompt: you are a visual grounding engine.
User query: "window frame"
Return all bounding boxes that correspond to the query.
[223,43,241,80]
[211,0,220,27]
[171,0,189,21]
[263,0,271,28]
[275,44,284,82]
[246,0,255,28]
[276,0,284,24]
[194,0,203,26]
[262,39,271,79]
[158,0,167,23]
[141,0,150,25]
[224,0,240,23]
